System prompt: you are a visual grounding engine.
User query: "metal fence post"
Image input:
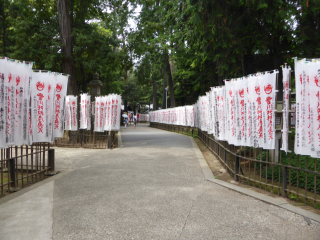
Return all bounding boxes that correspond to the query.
[108,131,111,149]
[234,156,239,181]
[282,166,288,198]
[9,158,16,188]
[48,149,55,172]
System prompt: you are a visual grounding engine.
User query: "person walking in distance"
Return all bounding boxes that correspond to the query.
[133,115,137,129]
[125,118,128,129]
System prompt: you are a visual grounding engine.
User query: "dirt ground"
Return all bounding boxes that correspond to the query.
[193,137,320,215]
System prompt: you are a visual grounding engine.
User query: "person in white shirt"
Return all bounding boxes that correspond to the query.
[133,115,137,129]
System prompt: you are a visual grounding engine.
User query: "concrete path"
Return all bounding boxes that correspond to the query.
[1,124,320,239]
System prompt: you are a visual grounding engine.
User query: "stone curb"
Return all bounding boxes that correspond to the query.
[0,169,74,205]
[189,136,320,223]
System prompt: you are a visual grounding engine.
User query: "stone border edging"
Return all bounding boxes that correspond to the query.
[0,169,74,205]
[189,136,320,223]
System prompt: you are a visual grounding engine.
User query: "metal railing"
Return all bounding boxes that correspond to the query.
[0,143,54,197]
[150,122,320,208]
[53,130,118,149]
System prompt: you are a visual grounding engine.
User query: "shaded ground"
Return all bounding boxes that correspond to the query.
[193,137,320,215]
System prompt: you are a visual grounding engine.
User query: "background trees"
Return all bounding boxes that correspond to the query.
[0,0,319,111]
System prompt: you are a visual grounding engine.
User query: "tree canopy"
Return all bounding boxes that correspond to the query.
[1,0,319,111]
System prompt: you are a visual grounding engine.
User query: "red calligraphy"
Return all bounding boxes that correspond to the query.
[256,97,263,138]
[266,96,274,140]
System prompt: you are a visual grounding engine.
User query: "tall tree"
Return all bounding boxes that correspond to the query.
[57,0,77,95]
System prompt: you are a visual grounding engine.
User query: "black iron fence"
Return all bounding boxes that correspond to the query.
[150,122,320,208]
[52,130,118,149]
[0,143,54,197]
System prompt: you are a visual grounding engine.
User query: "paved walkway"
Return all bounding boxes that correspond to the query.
[0,124,320,239]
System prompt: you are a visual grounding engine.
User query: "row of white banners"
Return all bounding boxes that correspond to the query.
[138,114,149,122]
[62,94,122,132]
[150,60,320,157]
[150,71,278,149]
[0,58,122,148]
[0,58,68,147]
[93,95,121,132]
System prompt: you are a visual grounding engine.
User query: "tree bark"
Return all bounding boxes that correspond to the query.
[161,61,167,109]
[164,51,175,107]
[1,2,6,56]
[152,62,158,111]
[80,63,86,93]
[57,0,77,95]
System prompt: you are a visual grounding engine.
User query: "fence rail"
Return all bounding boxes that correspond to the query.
[52,130,118,149]
[150,122,320,208]
[0,143,54,197]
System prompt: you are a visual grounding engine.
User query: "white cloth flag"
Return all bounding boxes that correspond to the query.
[86,95,91,130]
[236,80,247,146]
[23,63,33,145]
[5,60,17,145]
[31,71,49,142]
[53,74,68,138]
[47,73,55,142]
[193,104,197,128]
[248,75,263,148]
[294,59,310,155]
[217,87,226,141]
[308,61,320,158]
[111,95,118,130]
[80,94,88,129]
[207,91,213,134]
[103,96,109,131]
[69,96,78,131]
[281,67,291,153]
[225,81,235,145]
[199,96,208,132]
[261,72,277,149]
[99,96,106,132]
[115,95,121,131]
[234,79,242,146]
[106,95,112,131]
[65,96,71,131]
[0,58,8,148]
[246,78,253,147]
[15,62,25,146]
[94,97,101,132]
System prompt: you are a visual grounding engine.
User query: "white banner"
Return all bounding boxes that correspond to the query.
[294,59,310,155]
[308,61,320,158]
[31,71,49,142]
[5,60,17,145]
[0,58,8,148]
[207,91,213,134]
[53,74,68,138]
[248,75,263,148]
[80,94,88,129]
[261,72,277,149]
[69,96,78,131]
[225,81,235,145]
[217,87,226,141]
[94,97,101,132]
[281,67,291,153]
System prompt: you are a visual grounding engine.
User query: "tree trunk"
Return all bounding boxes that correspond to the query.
[1,3,6,56]
[56,0,77,95]
[80,63,87,93]
[164,51,175,107]
[162,61,168,109]
[152,63,158,111]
